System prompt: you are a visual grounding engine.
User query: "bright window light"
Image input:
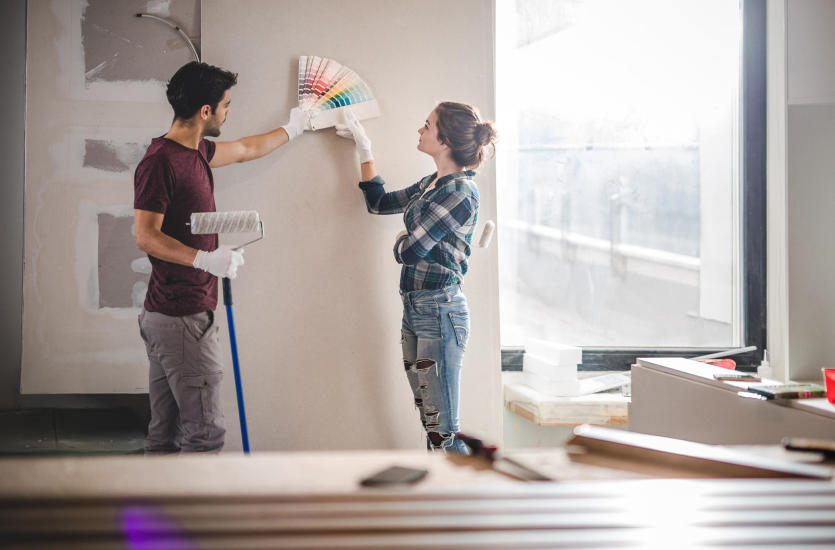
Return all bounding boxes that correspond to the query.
[496,0,742,347]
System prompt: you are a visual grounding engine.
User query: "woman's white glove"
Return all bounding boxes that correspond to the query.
[193,245,245,279]
[281,107,307,141]
[335,109,373,163]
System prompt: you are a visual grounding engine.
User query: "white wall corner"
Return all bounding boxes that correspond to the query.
[766,0,789,381]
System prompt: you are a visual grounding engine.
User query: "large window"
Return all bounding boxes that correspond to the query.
[496,0,765,368]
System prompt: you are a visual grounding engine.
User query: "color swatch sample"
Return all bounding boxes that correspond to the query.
[298,56,381,130]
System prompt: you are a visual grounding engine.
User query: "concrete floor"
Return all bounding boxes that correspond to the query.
[0,408,144,456]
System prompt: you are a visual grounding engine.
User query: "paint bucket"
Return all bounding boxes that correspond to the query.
[822,368,835,404]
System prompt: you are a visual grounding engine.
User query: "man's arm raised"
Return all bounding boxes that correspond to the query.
[210,107,306,168]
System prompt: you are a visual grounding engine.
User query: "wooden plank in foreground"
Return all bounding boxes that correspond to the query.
[567,424,833,479]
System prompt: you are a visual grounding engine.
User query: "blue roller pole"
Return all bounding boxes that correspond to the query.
[222,277,250,454]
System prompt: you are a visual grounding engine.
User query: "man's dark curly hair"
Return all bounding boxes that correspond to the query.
[166,61,238,121]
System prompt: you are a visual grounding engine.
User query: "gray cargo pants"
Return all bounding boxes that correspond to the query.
[139,309,226,453]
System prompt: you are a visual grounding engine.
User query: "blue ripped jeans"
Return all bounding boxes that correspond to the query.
[400,284,470,454]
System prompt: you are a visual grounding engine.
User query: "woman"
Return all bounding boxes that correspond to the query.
[336,102,497,453]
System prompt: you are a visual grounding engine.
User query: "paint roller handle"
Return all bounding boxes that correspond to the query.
[223,277,233,307]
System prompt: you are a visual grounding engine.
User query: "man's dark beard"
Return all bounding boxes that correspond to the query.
[203,111,223,138]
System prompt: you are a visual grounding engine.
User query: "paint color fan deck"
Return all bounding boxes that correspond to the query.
[298,56,381,130]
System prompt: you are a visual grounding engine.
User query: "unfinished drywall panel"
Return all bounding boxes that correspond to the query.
[71,0,200,101]
[22,0,199,393]
[82,0,199,84]
[202,0,501,451]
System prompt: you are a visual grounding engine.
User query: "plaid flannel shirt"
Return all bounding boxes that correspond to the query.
[359,170,479,291]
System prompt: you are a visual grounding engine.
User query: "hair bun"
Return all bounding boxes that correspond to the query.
[476,121,497,147]
[434,101,497,168]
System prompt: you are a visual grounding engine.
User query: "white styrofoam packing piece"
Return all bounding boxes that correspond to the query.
[523,352,578,380]
[523,371,581,397]
[525,338,582,366]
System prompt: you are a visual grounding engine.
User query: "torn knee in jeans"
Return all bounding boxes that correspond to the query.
[421,405,450,449]
[427,431,454,449]
[404,358,437,373]
[416,359,436,371]
[423,408,440,431]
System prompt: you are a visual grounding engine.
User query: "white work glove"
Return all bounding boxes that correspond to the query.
[193,245,245,279]
[335,108,373,163]
[281,107,306,141]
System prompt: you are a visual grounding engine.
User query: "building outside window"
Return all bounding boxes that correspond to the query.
[495,0,765,369]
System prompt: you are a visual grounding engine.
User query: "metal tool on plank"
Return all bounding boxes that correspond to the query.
[457,432,553,481]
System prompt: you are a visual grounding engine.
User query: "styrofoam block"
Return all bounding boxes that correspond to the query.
[522,371,580,397]
[523,352,578,380]
[525,339,582,366]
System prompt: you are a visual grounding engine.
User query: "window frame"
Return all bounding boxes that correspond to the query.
[500,0,767,372]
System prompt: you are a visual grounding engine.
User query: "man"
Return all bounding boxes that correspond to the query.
[134,61,306,453]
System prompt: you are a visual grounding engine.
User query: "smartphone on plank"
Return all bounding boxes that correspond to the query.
[359,465,428,487]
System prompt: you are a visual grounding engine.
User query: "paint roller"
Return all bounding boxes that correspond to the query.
[189,210,264,248]
[189,210,264,454]
[477,220,496,248]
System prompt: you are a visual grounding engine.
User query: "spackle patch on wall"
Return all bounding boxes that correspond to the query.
[97,213,148,308]
[81,0,199,85]
[146,0,173,17]
[83,139,147,173]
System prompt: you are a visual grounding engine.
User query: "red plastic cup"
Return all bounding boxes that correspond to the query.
[822,368,835,404]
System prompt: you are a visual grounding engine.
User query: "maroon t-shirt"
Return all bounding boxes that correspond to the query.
[134,137,219,316]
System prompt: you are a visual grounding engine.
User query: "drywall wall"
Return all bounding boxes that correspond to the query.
[201,0,501,450]
[2,1,149,413]
[20,0,501,450]
[21,0,200,394]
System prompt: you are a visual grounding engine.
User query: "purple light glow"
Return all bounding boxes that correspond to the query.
[121,505,197,550]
